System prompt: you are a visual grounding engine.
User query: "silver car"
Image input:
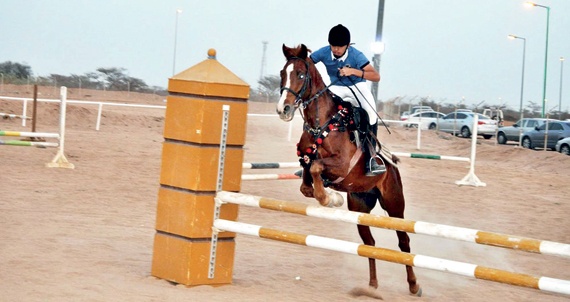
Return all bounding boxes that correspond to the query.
[496,118,556,145]
[438,112,497,139]
[405,111,446,130]
[555,137,570,155]
[521,121,570,150]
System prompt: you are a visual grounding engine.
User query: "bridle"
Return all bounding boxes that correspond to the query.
[280,56,312,109]
[280,57,337,111]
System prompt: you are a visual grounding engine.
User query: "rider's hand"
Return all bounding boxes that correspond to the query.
[338,67,354,77]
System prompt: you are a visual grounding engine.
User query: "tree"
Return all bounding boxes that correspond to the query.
[256,75,280,102]
[96,67,149,92]
[0,61,163,93]
[96,67,129,91]
[526,101,542,117]
[0,61,32,79]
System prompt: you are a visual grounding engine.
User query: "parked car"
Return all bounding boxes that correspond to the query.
[410,105,434,115]
[400,111,410,121]
[496,118,557,145]
[521,121,570,150]
[482,108,504,126]
[555,137,570,155]
[405,111,446,130]
[438,112,497,139]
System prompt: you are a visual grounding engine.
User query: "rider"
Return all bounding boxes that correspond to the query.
[309,24,385,176]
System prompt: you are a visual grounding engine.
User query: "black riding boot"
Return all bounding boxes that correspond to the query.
[365,123,386,176]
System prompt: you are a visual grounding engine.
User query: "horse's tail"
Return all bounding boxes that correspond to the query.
[391,154,401,165]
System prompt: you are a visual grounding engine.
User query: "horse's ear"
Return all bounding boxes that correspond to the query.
[282,44,293,59]
[299,44,309,59]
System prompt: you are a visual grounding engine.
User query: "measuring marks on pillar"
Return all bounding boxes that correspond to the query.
[209,105,230,279]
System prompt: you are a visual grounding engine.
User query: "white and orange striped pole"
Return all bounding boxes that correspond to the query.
[214,219,570,296]
[216,191,570,258]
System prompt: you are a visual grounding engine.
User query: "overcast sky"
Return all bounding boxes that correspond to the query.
[1,0,568,110]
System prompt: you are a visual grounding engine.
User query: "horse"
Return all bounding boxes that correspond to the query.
[276,44,421,296]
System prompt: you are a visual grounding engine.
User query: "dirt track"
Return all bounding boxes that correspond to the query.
[1,89,569,301]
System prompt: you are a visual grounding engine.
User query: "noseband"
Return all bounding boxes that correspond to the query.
[280,57,312,108]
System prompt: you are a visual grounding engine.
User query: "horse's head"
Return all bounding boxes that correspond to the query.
[276,44,312,122]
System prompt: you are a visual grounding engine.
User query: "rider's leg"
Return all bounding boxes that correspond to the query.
[365,123,386,176]
[353,81,379,126]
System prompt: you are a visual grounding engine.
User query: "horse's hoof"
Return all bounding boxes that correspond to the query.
[410,285,422,297]
[326,190,344,207]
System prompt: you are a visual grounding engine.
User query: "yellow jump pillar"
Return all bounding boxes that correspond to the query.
[151,49,249,285]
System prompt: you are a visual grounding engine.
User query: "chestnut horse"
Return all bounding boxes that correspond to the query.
[276,44,421,296]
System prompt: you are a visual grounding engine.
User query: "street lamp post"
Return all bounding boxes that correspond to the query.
[78,77,82,97]
[172,9,182,76]
[559,57,565,119]
[508,34,526,146]
[370,42,385,103]
[370,0,385,105]
[526,2,550,117]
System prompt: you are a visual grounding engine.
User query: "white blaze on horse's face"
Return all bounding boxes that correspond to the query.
[276,63,295,122]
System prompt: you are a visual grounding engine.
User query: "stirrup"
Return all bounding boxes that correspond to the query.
[366,156,386,176]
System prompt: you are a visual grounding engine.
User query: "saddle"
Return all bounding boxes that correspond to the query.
[331,94,397,167]
[330,94,369,146]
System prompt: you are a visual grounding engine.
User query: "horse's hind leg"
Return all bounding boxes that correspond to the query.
[377,175,422,296]
[396,230,421,296]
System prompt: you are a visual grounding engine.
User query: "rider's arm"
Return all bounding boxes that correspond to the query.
[338,64,380,82]
[361,64,380,82]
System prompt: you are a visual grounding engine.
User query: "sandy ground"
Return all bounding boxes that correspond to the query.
[1,87,570,301]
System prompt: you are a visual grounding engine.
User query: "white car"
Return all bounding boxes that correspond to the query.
[438,112,498,139]
[405,111,446,130]
[555,137,570,155]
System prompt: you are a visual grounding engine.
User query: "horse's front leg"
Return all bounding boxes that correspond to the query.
[309,160,344,207]
[299,166,314,198]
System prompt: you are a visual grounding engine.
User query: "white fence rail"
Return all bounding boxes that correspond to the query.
[1,95,423,147]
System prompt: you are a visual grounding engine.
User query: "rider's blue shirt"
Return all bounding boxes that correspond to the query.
[310,46,370,87]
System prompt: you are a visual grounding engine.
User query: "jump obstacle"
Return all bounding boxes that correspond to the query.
[242,152,470,169]
[242,162,301,169]
[216,191,570,258]
[213,192,570,296]
[0,86,74,168]
[241,173,300,181]
[213,219,570,296]
[241,162,302,180]
[240,153,469,181]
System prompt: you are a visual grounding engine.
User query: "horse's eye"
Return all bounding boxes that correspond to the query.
[298,74,305,80]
